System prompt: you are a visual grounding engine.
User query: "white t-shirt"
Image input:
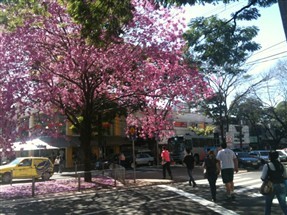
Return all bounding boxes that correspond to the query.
[216,148,236,169]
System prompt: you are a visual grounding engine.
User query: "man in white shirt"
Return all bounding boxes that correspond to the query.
[216,142,238,200]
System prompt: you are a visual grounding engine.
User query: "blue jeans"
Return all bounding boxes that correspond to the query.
[265,183,287,215]
[207,173,217,200]
[187,168,195,185]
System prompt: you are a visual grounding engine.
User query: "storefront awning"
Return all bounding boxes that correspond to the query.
[13,138,59,151]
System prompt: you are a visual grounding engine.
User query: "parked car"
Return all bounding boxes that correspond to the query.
[95,153,132,170]
[276,150,287,162]
[0,157,54,183]
[235,152,261,169]
[249,150,270,164]
[131,153,154,168]
[95,153,121,170]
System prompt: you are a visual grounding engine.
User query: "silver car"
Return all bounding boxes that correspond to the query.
[132,153,154,167]
[276,150,287,162]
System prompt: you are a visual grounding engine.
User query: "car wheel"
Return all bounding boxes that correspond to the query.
[42,172,51,181]
[148,161,153,166]
[2,172,12,184]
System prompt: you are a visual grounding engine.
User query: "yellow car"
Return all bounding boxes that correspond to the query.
[0,157,54,183]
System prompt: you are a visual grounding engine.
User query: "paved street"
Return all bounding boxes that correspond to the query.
[1,165,285,215]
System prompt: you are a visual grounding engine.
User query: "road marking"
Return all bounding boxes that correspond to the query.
[194,176,283,205]
[157,185,240,215]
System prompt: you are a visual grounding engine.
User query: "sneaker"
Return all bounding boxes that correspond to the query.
[193,183,197,188]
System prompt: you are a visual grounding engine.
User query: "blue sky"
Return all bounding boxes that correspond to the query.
[183,2,287,75]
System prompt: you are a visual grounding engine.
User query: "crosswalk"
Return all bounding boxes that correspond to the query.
[195,173,283,203]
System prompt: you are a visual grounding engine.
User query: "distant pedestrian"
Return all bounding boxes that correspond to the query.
[161,146,173,180]
[183,148,197,187]
[118,153,126,168]
[54,156,60,173]
[58,155,65,173]
[261,150,287,215]
[216,142,238,200]
[202,150,219,202]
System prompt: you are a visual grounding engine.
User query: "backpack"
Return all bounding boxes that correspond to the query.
[268,162,284,184]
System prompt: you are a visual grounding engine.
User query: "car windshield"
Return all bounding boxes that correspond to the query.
[260,152,269,156]
[8,158,23,165]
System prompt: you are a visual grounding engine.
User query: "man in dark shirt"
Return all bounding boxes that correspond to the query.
[183,149,197,187]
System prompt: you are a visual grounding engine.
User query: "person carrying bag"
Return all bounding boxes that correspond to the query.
[260,151,287,215]
[260,164,273,195]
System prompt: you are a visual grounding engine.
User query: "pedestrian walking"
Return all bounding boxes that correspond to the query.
[58,155,65,173]
[118,152,126,168]
[202,150,219,202]
[161,146,173,180]
[183,148,197,187]
[261,150,287,215]
[54,156,60,173]
[216,142,238,200]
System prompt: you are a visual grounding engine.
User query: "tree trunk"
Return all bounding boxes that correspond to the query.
[80,118,93,182]
[82,137,92,182]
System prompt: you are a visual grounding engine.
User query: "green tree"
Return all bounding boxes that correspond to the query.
[0,0,134,46]
[183,16,260,75]
[260,102,287,149]
[183,15,261,144]
[230,96,264,147]
[250,60,287,148]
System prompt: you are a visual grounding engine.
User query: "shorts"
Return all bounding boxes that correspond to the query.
[221,168,234,184]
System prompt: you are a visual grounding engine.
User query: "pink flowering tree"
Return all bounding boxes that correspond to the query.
[0,34,33,159]
[0,0,210,181]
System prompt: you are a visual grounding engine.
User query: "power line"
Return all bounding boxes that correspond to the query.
[185,1,245,20]
[251,41,287,57]
[246,52,287,66]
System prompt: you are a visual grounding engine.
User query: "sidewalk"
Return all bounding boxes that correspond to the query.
[0,165,247,202]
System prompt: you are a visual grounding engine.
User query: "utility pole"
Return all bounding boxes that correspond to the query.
[239,125,243,150]
[278,0,287,42]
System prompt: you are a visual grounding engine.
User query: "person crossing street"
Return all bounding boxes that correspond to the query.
[161,146,173,180]
[183,148,197,187]
[216,142,238,200]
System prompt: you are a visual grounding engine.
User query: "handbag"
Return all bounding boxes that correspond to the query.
[260,180,273,195]
[54,158,60,165]
[260,163,273,195]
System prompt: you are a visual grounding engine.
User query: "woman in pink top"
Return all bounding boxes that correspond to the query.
[161,146,173,180]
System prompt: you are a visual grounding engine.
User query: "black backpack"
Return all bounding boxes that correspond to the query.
[268,162,284,184]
